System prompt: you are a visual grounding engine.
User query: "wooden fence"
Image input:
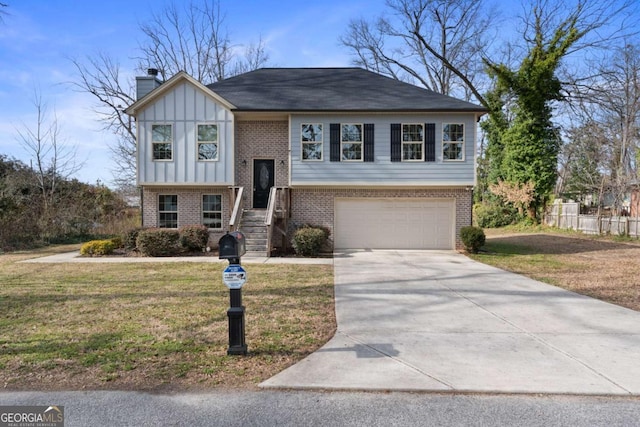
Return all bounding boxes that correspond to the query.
[545,201,640,237]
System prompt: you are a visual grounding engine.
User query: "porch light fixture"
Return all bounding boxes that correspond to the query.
[242,160,247,166]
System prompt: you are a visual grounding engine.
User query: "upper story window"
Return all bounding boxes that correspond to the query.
[202,194,222,230]
[341,124,363,161]
[152,124,173,160]
[198,124,219,161]
[391,123,434,162]
[402,124,424,161]
[443,124,464,161]
[159,194,178,228]
[301,124,323,160]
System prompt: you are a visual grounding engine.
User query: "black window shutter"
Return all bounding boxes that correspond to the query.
[330,123,340,162]
[390,123,402,162]
[425,123,436,162]
[364,123,375,162]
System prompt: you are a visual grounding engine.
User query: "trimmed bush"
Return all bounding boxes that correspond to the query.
[460,226,486,254]
[136,228,181,256]
[179,225,210,251]
[123,227,144,250]
[80,239,116,256]
[291,225,328,257]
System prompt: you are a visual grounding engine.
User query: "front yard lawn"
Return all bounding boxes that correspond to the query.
[468,228,640,312]
[0,246,335,391]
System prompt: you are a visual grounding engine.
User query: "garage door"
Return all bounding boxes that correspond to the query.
[334,198,455,249]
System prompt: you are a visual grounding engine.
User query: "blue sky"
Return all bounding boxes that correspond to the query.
[0,0,385,186]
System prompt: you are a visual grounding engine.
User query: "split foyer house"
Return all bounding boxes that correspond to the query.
[125,67,487,255]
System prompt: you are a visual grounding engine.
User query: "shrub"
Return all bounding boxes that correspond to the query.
[80,239,116,256]
[110,236,123,248]
[136,229,181,256]
[460,226,486,254]
[179,225,210,251]
[474,202,519,228]
[291,225,328,256]
[123,227,144,250]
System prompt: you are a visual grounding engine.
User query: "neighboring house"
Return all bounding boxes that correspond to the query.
[125,67,487,254]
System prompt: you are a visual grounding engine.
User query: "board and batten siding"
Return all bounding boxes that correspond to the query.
[289,113,477,186]
[137,81,234,185]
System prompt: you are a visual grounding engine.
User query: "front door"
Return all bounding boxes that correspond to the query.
[253,159,274,208]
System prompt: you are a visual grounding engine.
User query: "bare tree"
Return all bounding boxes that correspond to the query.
[340,0,496,101]
[70,54,137,188]
[15,91,82,215]
[564,42,640,214]
[71,0,269,187]
[0,2,8,25]
[137,0,231,82]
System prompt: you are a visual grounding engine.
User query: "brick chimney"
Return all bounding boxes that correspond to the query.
[135,68,163,100]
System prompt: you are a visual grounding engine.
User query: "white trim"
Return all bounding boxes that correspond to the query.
[151,123,173,162]
[140,182,235,187]
[340,123,364,162]
[202,194,223,230]
[442,123,465,161]
[196,123,220,162]
[301,123,324,161]
[401,123,425,162]
[158,193,178,229]
[125,71,235,115]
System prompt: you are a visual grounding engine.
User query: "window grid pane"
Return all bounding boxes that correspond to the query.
[159,195,177,228]
[197,125,218,161]
[341,124,362,142]
[341,124,363,161]
[403,143,423,160]
[402,124,424,161]
[301,124,322,142]
[443,124,464,160]
[152,124,172,160]
[203,195,222,229]
[302,142,322,160]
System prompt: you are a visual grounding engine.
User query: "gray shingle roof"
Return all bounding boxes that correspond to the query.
[207,68,487,113]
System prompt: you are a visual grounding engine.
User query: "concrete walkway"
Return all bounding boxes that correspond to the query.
[20,251,333,265]
[261,250,640,395]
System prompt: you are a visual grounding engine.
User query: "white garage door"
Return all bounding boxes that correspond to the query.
[334,198,455,249]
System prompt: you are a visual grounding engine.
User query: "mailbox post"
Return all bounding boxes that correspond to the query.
[219,232,248,355]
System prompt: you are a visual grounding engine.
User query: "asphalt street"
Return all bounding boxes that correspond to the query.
[2,390,640,426]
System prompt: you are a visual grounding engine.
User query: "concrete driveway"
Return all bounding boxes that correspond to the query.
[261,250,640,395]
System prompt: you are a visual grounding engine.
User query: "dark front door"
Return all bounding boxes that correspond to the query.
[253,159,274,208]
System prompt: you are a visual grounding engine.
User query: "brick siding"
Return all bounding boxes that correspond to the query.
[141,186,231,246]
[235,121,289,210]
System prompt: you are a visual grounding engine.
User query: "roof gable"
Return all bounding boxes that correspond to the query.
[207,67,487,113]
[125,71,235,116]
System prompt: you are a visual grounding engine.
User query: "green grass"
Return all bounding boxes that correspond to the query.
[0,251,335,391]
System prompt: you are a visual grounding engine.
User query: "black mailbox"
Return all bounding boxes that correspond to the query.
[218,231,246,260]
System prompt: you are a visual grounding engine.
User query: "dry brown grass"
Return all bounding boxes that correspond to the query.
[469,229,640,311]
[0,248,335,392]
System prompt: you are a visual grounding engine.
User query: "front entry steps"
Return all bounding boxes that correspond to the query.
[238,209,268,257]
